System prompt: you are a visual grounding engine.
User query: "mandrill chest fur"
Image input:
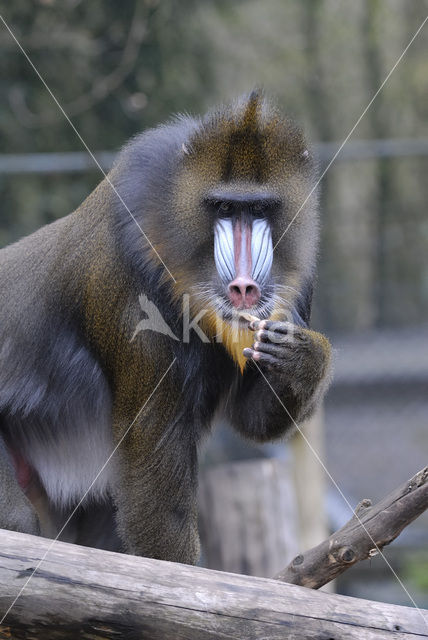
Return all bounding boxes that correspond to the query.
[171,336,237,424]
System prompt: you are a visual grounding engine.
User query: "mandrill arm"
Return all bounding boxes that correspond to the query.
[228,320,331,442]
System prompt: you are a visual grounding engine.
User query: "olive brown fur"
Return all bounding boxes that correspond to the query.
[0,92,331,563]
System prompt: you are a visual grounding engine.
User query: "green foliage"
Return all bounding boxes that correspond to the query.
[0,0,215,152]
[0,0,219,246]
[404,552,428,592]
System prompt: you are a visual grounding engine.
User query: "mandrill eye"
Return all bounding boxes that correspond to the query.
[252,202,264,217]
[218,201,232,214]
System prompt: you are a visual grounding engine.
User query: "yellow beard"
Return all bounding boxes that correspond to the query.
[201,305,283,373]
[221,323,254,373]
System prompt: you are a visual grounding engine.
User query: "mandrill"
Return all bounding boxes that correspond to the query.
[0,91,331,563]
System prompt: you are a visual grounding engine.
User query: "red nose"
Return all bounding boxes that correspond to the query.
[228,276,261,309]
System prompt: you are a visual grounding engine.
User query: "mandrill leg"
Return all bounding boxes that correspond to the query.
[110,410,200,564]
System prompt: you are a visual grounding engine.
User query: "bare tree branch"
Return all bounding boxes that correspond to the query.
[275,466,428,589]
[8,0,147,127]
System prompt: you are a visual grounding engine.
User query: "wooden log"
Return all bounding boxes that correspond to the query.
[199,458,299,577]
[0,528,427,639]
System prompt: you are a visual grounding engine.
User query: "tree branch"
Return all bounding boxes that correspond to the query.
[275,466,428,589]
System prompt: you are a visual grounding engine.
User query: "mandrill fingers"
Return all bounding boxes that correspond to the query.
[242,319,332,426]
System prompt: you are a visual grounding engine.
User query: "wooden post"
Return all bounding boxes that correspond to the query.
[291,408,333,591]
[291,408,329,551]
[199,458,299,577]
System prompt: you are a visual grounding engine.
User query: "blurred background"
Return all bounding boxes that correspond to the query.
[1,0,427,607]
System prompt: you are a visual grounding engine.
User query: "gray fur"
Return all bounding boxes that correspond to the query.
[0,216,114,508]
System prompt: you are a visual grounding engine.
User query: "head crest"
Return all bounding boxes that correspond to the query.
[184,90,304,183]
[241,89,264,131]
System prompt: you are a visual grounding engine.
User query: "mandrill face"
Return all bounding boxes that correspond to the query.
[207,190,278,320]
[166,91,319,331]
[130,90,318,342]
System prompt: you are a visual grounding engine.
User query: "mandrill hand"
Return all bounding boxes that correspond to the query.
[243,319,331,422]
